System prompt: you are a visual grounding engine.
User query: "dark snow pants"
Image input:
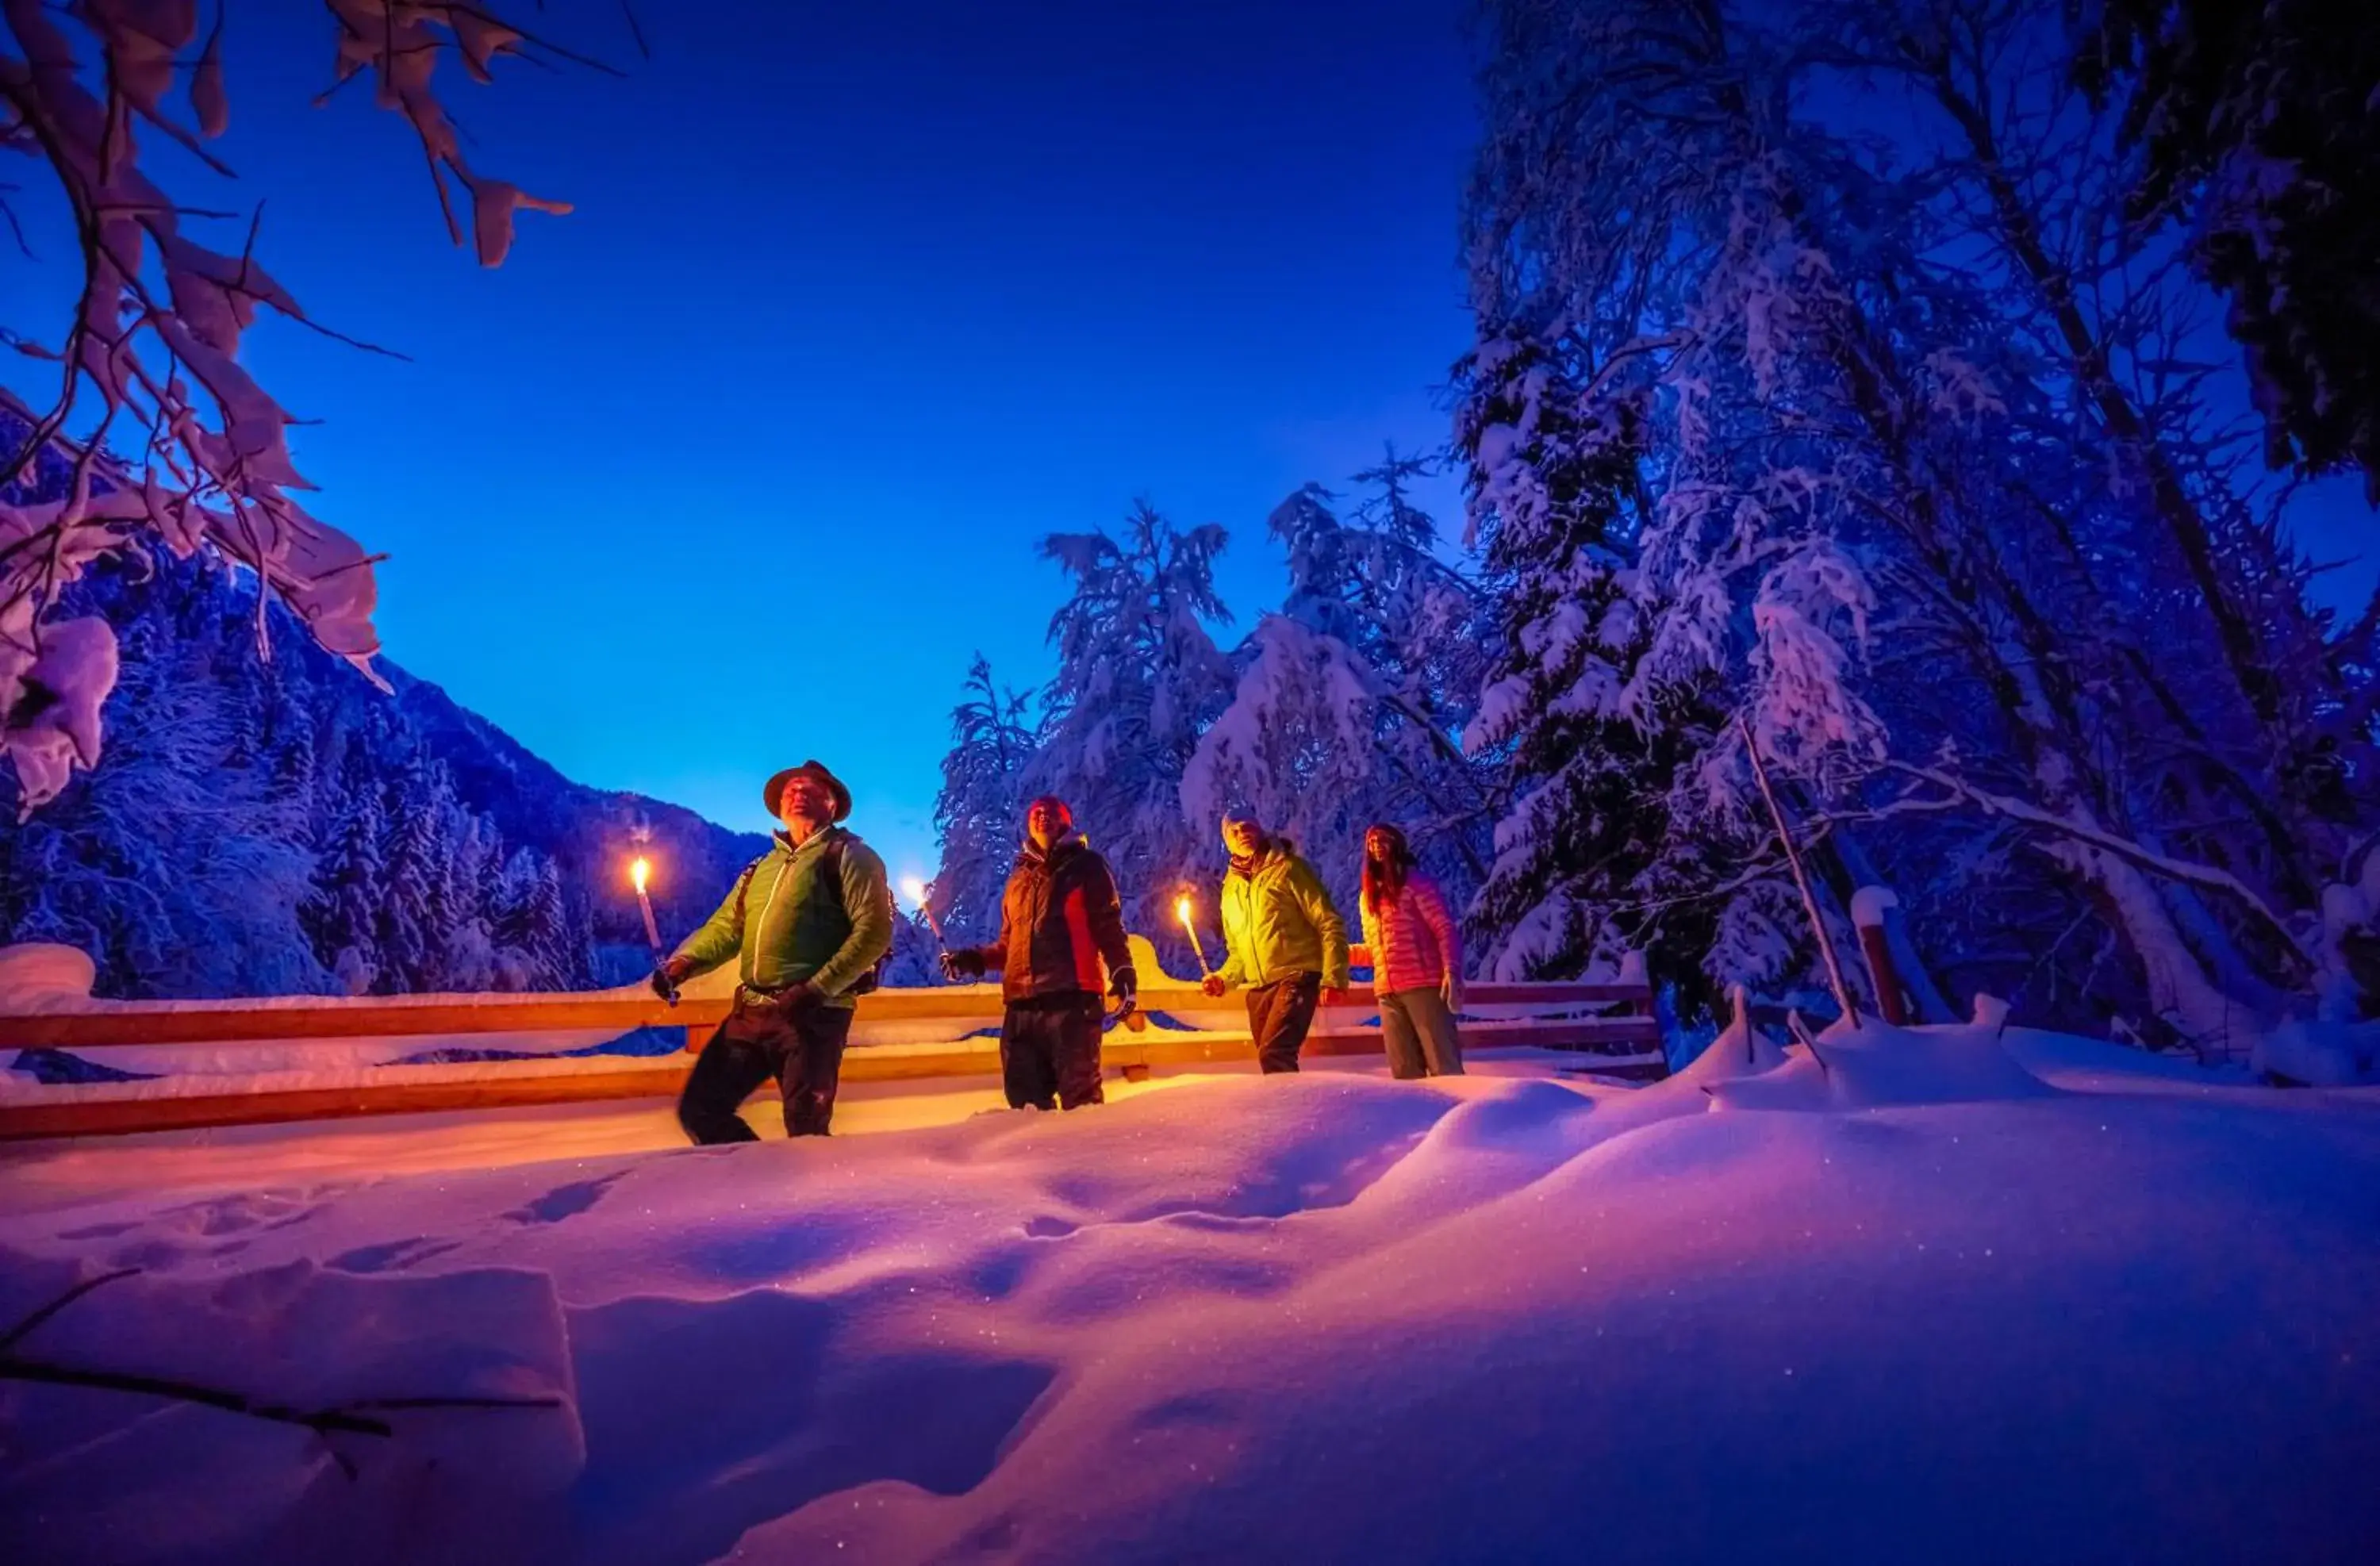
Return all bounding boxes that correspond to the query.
[1245,972,1322,1074]
[1001,992,1106,1111]
[677,992,855,1143]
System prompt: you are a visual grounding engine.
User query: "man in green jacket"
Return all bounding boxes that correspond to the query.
[658,759,893,1142]
[1200,812,1351,1073]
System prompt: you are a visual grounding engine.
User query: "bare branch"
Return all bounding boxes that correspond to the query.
[0,1266,138,1352]
[1877,760,2313,975]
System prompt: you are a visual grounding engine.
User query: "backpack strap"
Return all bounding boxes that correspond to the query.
[806,833,871,924]
[729,858,762,928]
[808,831,892,919]
[755,833,889,958]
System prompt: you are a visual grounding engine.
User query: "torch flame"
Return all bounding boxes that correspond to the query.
[901,876,929,912]
[630,856,651,895]
[1176,894,1193,927]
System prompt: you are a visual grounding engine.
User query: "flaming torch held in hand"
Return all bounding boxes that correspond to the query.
[631,856,677,1007]
[902,877,945,949]
[1177,892,1212,980]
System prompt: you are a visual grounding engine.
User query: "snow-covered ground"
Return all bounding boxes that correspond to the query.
[2,1023,2376,1564]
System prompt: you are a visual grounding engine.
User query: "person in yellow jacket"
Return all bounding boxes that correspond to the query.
[1200,812,1351,1073]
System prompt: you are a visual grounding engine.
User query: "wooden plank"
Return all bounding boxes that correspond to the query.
[0,1069,705,1138]
[0,1019,1665,1141]
[1554,1057,1671,1084]
[0,982,1651,1050]
[0,998,731,1049]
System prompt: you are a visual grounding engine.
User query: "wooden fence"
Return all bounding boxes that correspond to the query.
[0,981,1662,1140]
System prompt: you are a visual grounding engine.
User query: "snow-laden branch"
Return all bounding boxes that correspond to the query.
[1874,760,2313,975]
[2,1,616,813]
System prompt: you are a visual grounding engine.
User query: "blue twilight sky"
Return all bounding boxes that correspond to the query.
[7,0,1482,883]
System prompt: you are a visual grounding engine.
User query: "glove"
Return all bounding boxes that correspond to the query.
[1322,986,1352,1007]
[1107,966,1138,1016]
[1201,973,1229,998]
[650,958,689,1000]
[941,949,986,982]
[777,980,823,1015]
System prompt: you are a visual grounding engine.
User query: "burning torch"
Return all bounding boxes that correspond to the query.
[1177,892,1213,981]
[630,856,677,1007]
[902,877,945,950]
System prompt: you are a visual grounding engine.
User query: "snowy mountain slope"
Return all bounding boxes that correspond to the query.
[0,548,766,1000]
[2,1040,2373,1564]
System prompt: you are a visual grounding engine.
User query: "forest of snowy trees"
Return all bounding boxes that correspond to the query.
[928,0,2380,1060]
[926,466,1497,982]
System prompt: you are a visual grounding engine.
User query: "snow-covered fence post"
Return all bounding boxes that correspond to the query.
[1851,887,1909,1026]
[1616,949,1648,1016]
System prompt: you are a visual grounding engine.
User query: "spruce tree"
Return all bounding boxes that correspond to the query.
[929,655,1041,951]
[1457,338,1726,1006]
[1187,458,1495,915]
[306,753,387,996]
[1029,502,1236,965]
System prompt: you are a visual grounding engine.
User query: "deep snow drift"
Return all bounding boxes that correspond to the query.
[2,1027,2375,1565]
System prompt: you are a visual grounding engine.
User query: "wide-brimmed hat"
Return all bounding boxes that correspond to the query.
[763,759,852,822]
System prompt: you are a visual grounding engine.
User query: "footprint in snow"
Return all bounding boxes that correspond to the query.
[328,1236,463,1274]
[505,1169,629,1226]
[57,1218,146,1242]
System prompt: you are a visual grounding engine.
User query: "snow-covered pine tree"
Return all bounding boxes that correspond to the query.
[435,810,502,992]
[555,877,601,991]
[531,857,580,987]
[928,655,1042,951]
[1185,453,1495,919]
[1458,0,1870,1009]
[880,912,943,989]
[1027,503,1237,969]
[307,770,387,997]
[377,755,462,993]
[489,847,573,992]
[1453,334,1733,1007]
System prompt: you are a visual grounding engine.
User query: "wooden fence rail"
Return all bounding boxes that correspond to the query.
[0,981,1663,1141]
[0,981,1649,1049]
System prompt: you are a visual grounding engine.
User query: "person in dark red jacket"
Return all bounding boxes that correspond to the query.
[940,796,1138,1110]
